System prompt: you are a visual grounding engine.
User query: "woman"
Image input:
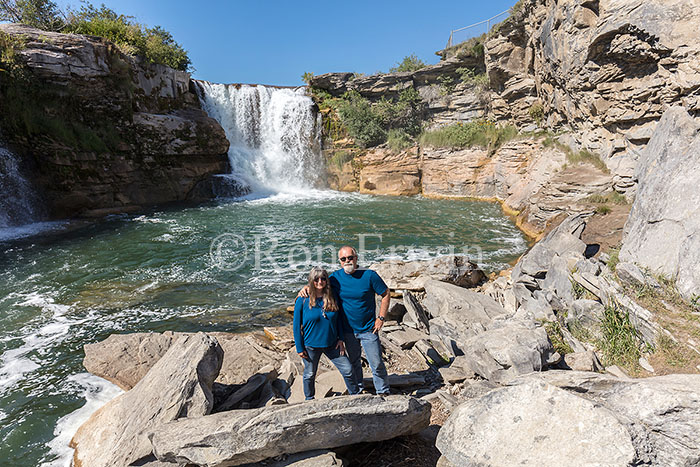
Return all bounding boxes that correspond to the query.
[293,267,359,400]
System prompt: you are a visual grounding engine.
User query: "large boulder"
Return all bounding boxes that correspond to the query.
[369,255,486,291]
[620,106,700,299]
[436,379,636,466]
[70,333,223,467]
[83,331,284,395]
[528,371,700,465]
[149,395,431,466]
[451,320,557,383]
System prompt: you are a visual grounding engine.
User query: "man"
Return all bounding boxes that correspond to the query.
[301,246,391,394]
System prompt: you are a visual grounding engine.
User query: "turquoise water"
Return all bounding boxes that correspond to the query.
[0,190,528,466]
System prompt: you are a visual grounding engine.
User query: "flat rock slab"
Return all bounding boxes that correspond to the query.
[71,333,223,467]
[436,379,635,466]
[150,395,431,466]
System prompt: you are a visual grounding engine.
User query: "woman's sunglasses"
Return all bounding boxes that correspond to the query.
[313,277,327,283]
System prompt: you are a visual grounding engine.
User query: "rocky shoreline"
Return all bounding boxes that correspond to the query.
[70,224,700,466]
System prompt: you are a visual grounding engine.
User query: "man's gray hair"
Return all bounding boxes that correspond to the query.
[338,245,357,257]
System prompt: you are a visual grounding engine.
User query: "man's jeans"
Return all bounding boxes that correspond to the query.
[302,346,359,400]
[344,331,390,394]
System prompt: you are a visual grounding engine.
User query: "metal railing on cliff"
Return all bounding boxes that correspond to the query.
[446,9,510,49]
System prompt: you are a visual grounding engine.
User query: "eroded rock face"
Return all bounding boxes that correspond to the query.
[486,0,700,193]
[0,24,229,218]
[358,146,421,196]
[620,106,700,299]
[70,333,223,467]
[149,395,431,466]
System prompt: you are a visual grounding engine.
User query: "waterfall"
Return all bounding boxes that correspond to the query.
[0,142,42,229]
[195,82,324,194]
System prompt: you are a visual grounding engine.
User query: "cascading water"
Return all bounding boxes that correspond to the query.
[0,141,42,229]
[195,82,324,194]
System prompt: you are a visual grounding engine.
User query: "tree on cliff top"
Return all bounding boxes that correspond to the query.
[0,0,65,31]
[0,0,191,71]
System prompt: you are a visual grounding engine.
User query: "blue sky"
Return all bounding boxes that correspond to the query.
[55,0,517,86]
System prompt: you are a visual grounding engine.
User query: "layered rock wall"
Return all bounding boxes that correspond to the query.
[487,0,700,193]
[332,139,611,237]
[0,24,230,218]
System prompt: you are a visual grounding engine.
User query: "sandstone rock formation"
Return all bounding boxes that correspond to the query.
[0,24,231,218]
[149,395,431,466]
[620,106,700,300]
[70,333,223,467]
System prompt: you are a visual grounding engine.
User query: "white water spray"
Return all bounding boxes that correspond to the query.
[196,82,324,194]
[0,141,42,228]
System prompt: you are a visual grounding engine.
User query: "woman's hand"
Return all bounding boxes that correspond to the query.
[297,285,310,298]
[298,350,309,360]
[336,340,346,356]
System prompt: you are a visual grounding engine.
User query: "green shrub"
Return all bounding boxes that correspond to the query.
[437,75,455,96]
[456,67,489,89]
[335,88,424,148]
[387,129,413,151]
[64,3,190,71]
[389,53,426,73]
[529,102,544,125]
[420,120,518,153]
[301,71,314,84]
[337,91,386,147]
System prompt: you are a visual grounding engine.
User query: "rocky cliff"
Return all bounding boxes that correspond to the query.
[0,24,230,219]
[312,0,700,198]
[486,0,700,194]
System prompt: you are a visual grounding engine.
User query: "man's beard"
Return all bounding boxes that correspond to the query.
[343,263,356,274]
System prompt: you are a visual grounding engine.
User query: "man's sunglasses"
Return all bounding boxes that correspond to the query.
[339,255,355,262]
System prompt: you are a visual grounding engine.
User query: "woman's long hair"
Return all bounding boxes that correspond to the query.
[307,267,338,311]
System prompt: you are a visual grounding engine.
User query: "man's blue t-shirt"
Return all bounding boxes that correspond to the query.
[330,268,388,334]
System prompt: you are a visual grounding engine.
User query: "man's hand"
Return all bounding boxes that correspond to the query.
[298,350,309,360]
[336,339,346,356]
[297,285,310,298]
[372,317,385,334]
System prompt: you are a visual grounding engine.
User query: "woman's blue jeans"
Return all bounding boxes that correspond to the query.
[344,331,390,395]
[302,346,359,400]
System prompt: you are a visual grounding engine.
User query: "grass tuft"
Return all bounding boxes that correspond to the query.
[420,120,518,154]
[596,300,641,369]
[544,320,573,355]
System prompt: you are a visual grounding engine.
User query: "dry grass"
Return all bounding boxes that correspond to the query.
[618,275,700,375]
